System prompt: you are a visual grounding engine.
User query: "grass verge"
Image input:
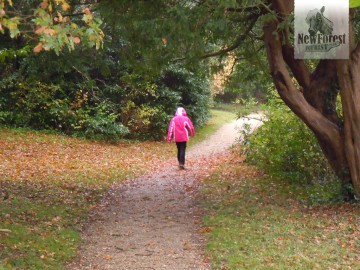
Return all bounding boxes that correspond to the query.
[201,150,360,269]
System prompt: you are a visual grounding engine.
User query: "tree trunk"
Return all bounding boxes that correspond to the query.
[263,16,351,188]
[336,42,360,194]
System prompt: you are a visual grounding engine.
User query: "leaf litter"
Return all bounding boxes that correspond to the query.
[67,117,248,270]
[0,128,174,268]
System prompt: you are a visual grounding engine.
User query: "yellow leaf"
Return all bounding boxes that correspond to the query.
[103,255,112,260]
[44,28,56,35]
[7,0,13,7]
[57,11,63,22]
[40,0,48,9]
[83,8,91,15]
[33,42,44,53]
[35,26,45,34]
[62,2,70,11]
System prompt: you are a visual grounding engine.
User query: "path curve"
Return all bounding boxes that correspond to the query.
[68,113,263,270]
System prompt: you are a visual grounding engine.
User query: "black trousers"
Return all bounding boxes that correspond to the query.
[176,142,187,166]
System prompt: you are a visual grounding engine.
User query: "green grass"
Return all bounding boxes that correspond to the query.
[0,181,97,270]
[201,151,360,269]
[188,109,236,148]
[212,103,243,113]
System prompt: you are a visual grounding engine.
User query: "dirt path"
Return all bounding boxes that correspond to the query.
[68,113,263,270]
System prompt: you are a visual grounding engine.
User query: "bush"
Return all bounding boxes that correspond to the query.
[242,99,345,203]
[0,49,212,141]
[0,77,129,141]
[121,102,167,140]
[0,78,66,128]
[49,100,129,141]
[159,65,211,127]
[81,103,129,141]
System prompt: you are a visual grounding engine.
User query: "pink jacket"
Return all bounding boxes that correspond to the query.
[167,107,195,142]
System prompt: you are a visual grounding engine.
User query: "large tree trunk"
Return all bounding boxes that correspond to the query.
[263,0,356,193]
[336,37,360,194]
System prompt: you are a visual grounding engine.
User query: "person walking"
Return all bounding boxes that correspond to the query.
[167,107,195,169]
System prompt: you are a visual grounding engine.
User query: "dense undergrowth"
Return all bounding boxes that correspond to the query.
[241,101,349,203]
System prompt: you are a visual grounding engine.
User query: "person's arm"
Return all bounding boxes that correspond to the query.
[185,118,195,137]
[167,118,175,142]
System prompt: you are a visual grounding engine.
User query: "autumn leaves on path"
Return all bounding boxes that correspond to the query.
[70,115,263,270]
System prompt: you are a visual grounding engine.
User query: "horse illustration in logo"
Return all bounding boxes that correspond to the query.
[306,6,333,36]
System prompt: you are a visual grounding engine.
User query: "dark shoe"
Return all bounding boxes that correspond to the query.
[179,164,185,170]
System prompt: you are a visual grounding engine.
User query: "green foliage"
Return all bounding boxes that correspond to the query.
[214,52,272,105]
[243,99,345,203]
[0,76,129,141]
[76,102,130,142]
[159,65,212,127]
[201,153,360,269]
[350,0,360,8]
[0,49,211,141]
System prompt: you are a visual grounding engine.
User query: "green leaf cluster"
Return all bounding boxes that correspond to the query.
[242,98,346,203]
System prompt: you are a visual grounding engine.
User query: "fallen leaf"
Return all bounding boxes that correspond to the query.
[103,255,112,260]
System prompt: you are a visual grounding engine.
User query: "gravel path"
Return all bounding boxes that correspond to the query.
[68,113,263,270]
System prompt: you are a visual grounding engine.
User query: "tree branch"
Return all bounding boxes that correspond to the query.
[282,44,310,89]
[264,17,348,179]
[201,15,259,59]
[225,5,264,14]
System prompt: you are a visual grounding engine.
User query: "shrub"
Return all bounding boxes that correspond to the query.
[159,65,211,127]
[0,78,65,128]
[121,103,167,140]
[50,101,129,141]
[0,50,212,141]
[242,99,345,203]
[0,76,129,141]
[82,107,129,141]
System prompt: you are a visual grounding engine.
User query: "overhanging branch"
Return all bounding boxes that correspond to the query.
[201,15,259,59]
